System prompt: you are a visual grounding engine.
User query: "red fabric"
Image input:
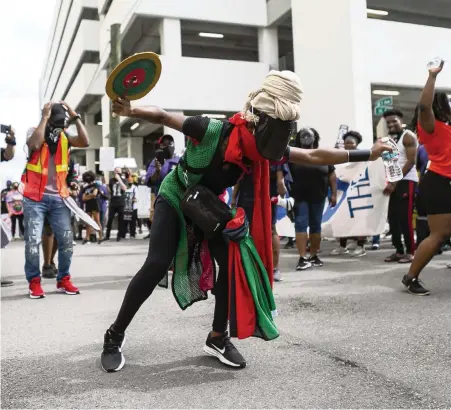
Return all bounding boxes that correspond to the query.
[225,113,274,284]
[226,208,257,339]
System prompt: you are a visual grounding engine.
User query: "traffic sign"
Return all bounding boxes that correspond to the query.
[375,97,393,107]
[374,106,392,116]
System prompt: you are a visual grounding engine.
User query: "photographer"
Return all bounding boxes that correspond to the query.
[145,135,180,194]
[1,125,16,162]
[1,125,16,287]
[105,167,127,241]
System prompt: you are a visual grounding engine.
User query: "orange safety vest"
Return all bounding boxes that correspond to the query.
[21,132,70,201]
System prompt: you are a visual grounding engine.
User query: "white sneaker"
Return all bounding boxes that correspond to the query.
[331,246,349,256]
[273,269,282,282]
[350,246,366,257]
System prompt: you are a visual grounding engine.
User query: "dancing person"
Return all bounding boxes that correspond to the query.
[105,167,127,241]
[81,171,103,244]
[289,128,337,270]
[402,61,451,295]
[23,102,88,298]
[382,109,418,264]
[331,131,367,257]
[99,70,392,373]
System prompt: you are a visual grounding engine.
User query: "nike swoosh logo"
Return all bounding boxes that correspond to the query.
[211,344,225,355]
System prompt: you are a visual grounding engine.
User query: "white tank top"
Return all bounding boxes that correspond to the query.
[397,130,419,182]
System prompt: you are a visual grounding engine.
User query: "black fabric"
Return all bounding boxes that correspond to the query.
[418,171,451,215]
[349,150,371,162]
[388,179,416,255]
[106,204,124,239]
[182,116,243,195]
[113,196,229,334]
[82,184,99,213]
[109,177,127,207]
[181,185,233,239]
[1,188,9,214]
[0,148,6,162]
[122,209,137,238]
[289,163,334,202]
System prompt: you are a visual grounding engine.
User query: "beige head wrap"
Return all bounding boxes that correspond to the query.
[242,70,303,122]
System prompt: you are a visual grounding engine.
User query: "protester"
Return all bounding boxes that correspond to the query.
[1,126,16,287]
[331,131,367,257]
[105,167,127,242]
[23,101,89,298]
[382,109,418,264]
[6,182,24,239]
[97,175,109,233]
[81,170,103,244]
[99,70,392,373]
[289,128,337,270]
[402,61,451,295]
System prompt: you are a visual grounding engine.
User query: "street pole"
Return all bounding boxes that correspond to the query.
[109,23,121,158]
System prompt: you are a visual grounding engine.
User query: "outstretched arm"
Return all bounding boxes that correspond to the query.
[287,138,391,166]
[113,97,186,132]
[418,61,443,134]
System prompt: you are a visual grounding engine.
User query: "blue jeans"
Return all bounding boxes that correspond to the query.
[294,199,325,234]
[23,195,73,282]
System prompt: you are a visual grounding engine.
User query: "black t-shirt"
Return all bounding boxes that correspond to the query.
[82,183,99,212]
[109,176,127,207]
[182,116,243,195]
[237,166,279,206]
[1,188,10,214]
[289,163,335,203]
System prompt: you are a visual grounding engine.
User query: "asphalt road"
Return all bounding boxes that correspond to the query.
[1,237,450,409]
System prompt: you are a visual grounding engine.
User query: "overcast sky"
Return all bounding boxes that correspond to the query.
[0,0,58,188]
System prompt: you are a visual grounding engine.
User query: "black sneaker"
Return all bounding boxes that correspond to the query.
[42,264,57,279]
[203,332,246,368]
[402,275,430,296]
[296,257,312,271]
[309,255,324,267]
[101,327,126,372]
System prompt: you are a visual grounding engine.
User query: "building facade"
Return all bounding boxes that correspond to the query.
[40,0,451,172]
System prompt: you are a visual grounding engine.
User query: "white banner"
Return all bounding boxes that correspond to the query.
[137,185,152,219]
[99,147,115,172]
[321,159,388,237]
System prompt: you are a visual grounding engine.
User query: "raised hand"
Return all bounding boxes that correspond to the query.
[369,139,393,161]
[428,59,444,77]
[112,97,132,117]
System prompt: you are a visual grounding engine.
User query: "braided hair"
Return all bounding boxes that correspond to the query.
[409,92,451,133]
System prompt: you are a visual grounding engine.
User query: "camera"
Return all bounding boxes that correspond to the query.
[1,124,11,135]
[155,149,166,166]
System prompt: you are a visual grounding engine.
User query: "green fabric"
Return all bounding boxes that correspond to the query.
[158,119,223,309]
[240,235,279,340]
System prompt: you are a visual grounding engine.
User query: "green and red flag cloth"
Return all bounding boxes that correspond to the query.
[224,207,279,341]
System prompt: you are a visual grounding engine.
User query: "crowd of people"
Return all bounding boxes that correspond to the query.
[1,62,450,373]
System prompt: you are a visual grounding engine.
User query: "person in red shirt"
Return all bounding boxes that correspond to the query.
[402,61,451,295]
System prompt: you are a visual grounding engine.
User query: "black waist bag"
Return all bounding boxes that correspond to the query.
[181,185,233,239]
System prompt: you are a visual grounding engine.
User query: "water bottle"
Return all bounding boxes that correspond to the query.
[381,137,403,183]
[427,57,444,70]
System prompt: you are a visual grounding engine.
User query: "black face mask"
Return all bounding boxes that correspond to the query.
[45,104,67,154]
[296,129,315,149]
[163,145,175,159]
[252,108,296,161]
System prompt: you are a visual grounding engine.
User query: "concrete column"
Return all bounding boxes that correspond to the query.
[258,27,279,70]
[159,18,182,57]
[291,0,373,147]
[163,110,185,154]
[86,149,96,172]
[101,93,110,147]
[130,138,144,169]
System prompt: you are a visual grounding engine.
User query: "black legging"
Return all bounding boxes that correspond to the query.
[113,196,229,334]
[106,204,124,239]
[11,214,24,237]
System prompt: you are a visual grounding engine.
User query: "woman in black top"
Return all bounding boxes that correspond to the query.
[81,171,103,244]
[289,128,337,270]
[99,73,392,374]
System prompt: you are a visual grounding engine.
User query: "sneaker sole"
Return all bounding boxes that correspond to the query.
[407,288,430,296]
[203,345,246,369]
[56,288,80,295]
[29,291,45,299]
[296,264,312,271]
[311,264,323,267]
[351,252,367,258]
[101,336,126,373]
